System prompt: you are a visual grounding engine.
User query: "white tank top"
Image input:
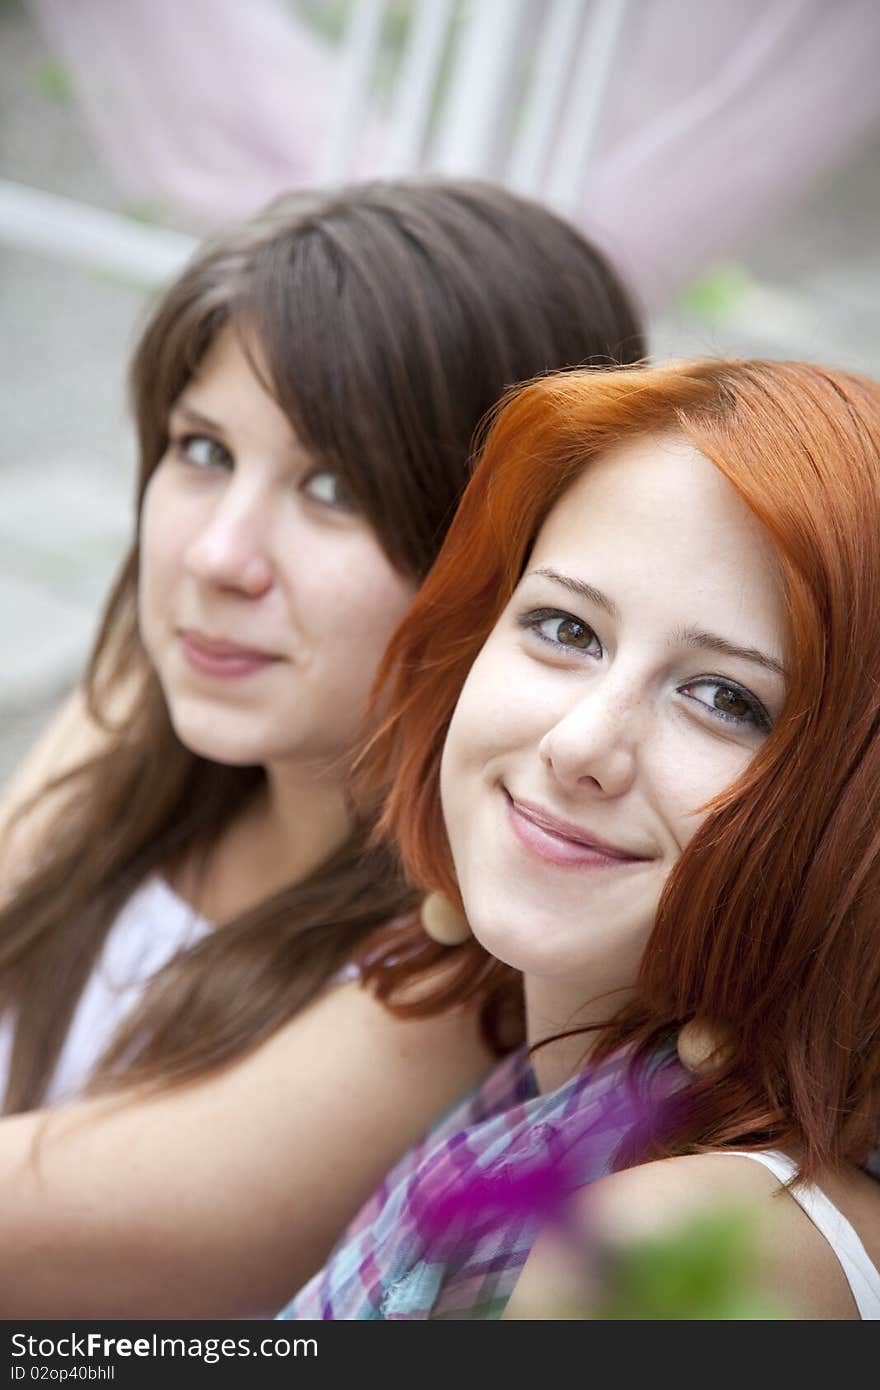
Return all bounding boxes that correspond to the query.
[728,1149,880,1319]
[0,876,210,1105]
[0,875,362,1107]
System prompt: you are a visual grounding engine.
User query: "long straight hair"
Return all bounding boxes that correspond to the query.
[0,179,644,1112]
[363,359,880,1181]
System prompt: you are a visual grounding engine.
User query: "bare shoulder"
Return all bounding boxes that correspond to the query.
[271,973,495,1082]
[507,1152,879,1320]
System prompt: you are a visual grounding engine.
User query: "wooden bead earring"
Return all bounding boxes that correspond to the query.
[420,891,472,945]
[676,1018,734,1076]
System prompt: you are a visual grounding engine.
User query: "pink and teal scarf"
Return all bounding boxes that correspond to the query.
[278,1043,684,1320]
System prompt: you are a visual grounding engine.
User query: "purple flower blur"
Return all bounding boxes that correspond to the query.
[413,1049,688,1256]
[416,1149,573,1242]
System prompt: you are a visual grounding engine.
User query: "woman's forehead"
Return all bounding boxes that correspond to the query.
[525,432,786,651]
[535,432,751,552]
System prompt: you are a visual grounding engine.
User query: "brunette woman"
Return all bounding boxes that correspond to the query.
[0,179,644,1317]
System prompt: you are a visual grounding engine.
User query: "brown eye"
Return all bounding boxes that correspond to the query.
[303,470,356,511]
[556,617,593,649]
[519,609,602,657]
[679,678,771,733]
[713,686,751,718]
[175,434,232,470]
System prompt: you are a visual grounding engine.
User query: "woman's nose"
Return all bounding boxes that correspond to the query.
[538,680,640,797]
[184,483,274,597]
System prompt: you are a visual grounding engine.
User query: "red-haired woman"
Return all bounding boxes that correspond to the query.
[281,359,880,1320]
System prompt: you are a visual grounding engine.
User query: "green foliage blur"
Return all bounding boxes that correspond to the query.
[588,1206,791,1320]
[679,262,750,320]
[30,58,73,104]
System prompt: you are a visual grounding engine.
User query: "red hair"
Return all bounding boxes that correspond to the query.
[360,360,880,1178]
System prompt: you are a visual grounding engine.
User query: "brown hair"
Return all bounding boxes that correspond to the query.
[0,179,644,1111]
[364,359,880,1181]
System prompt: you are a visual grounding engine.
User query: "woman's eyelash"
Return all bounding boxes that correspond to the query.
[171,432,232,469]
[679,679,772,733]
[517,608,600,654]
[302,470,356,511]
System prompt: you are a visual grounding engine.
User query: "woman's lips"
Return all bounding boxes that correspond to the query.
[505,791,651,871]
[179,630,281,679]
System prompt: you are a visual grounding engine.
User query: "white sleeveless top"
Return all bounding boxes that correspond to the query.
[0,874,362,1107]
[0,876,211,1105]
[728,1149,880,1319]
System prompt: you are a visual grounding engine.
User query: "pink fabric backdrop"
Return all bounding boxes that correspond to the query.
[28,0,880,309]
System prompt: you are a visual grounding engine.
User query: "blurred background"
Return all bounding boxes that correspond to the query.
[2,0,879,783]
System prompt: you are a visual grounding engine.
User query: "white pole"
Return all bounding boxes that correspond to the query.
[430,0,533,178]
[507,0,586,197]
[0,180,196,286]
[545,0,629,216]
[319,0,387,183]
[380,0,458,176]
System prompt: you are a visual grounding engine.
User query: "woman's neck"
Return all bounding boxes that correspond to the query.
[260,758,352,883]
[525,972,636,1095]
[172,760,352,924]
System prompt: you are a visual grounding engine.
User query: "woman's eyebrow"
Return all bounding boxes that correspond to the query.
[169,402,309,461]
[527,567,784,677]
[529,566,619,618]
[673,626,785,677]
[169,403,225,434]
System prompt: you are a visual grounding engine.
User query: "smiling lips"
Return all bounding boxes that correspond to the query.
[179,629,282,678]
[505,791,651,870]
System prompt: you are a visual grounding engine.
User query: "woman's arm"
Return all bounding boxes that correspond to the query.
[505,1152,871,1320]
[0,978,493,1318]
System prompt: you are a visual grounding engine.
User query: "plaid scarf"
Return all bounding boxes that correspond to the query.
[278,1043,684,1320]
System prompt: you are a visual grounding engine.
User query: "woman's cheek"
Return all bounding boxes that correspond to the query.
[660,731,755,851]
[139,471,180,582]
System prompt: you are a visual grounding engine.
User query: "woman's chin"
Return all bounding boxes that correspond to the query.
[468,896,649,987]
[178,738,263,768]
[467,903,561,974]
[166,711,268,768]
